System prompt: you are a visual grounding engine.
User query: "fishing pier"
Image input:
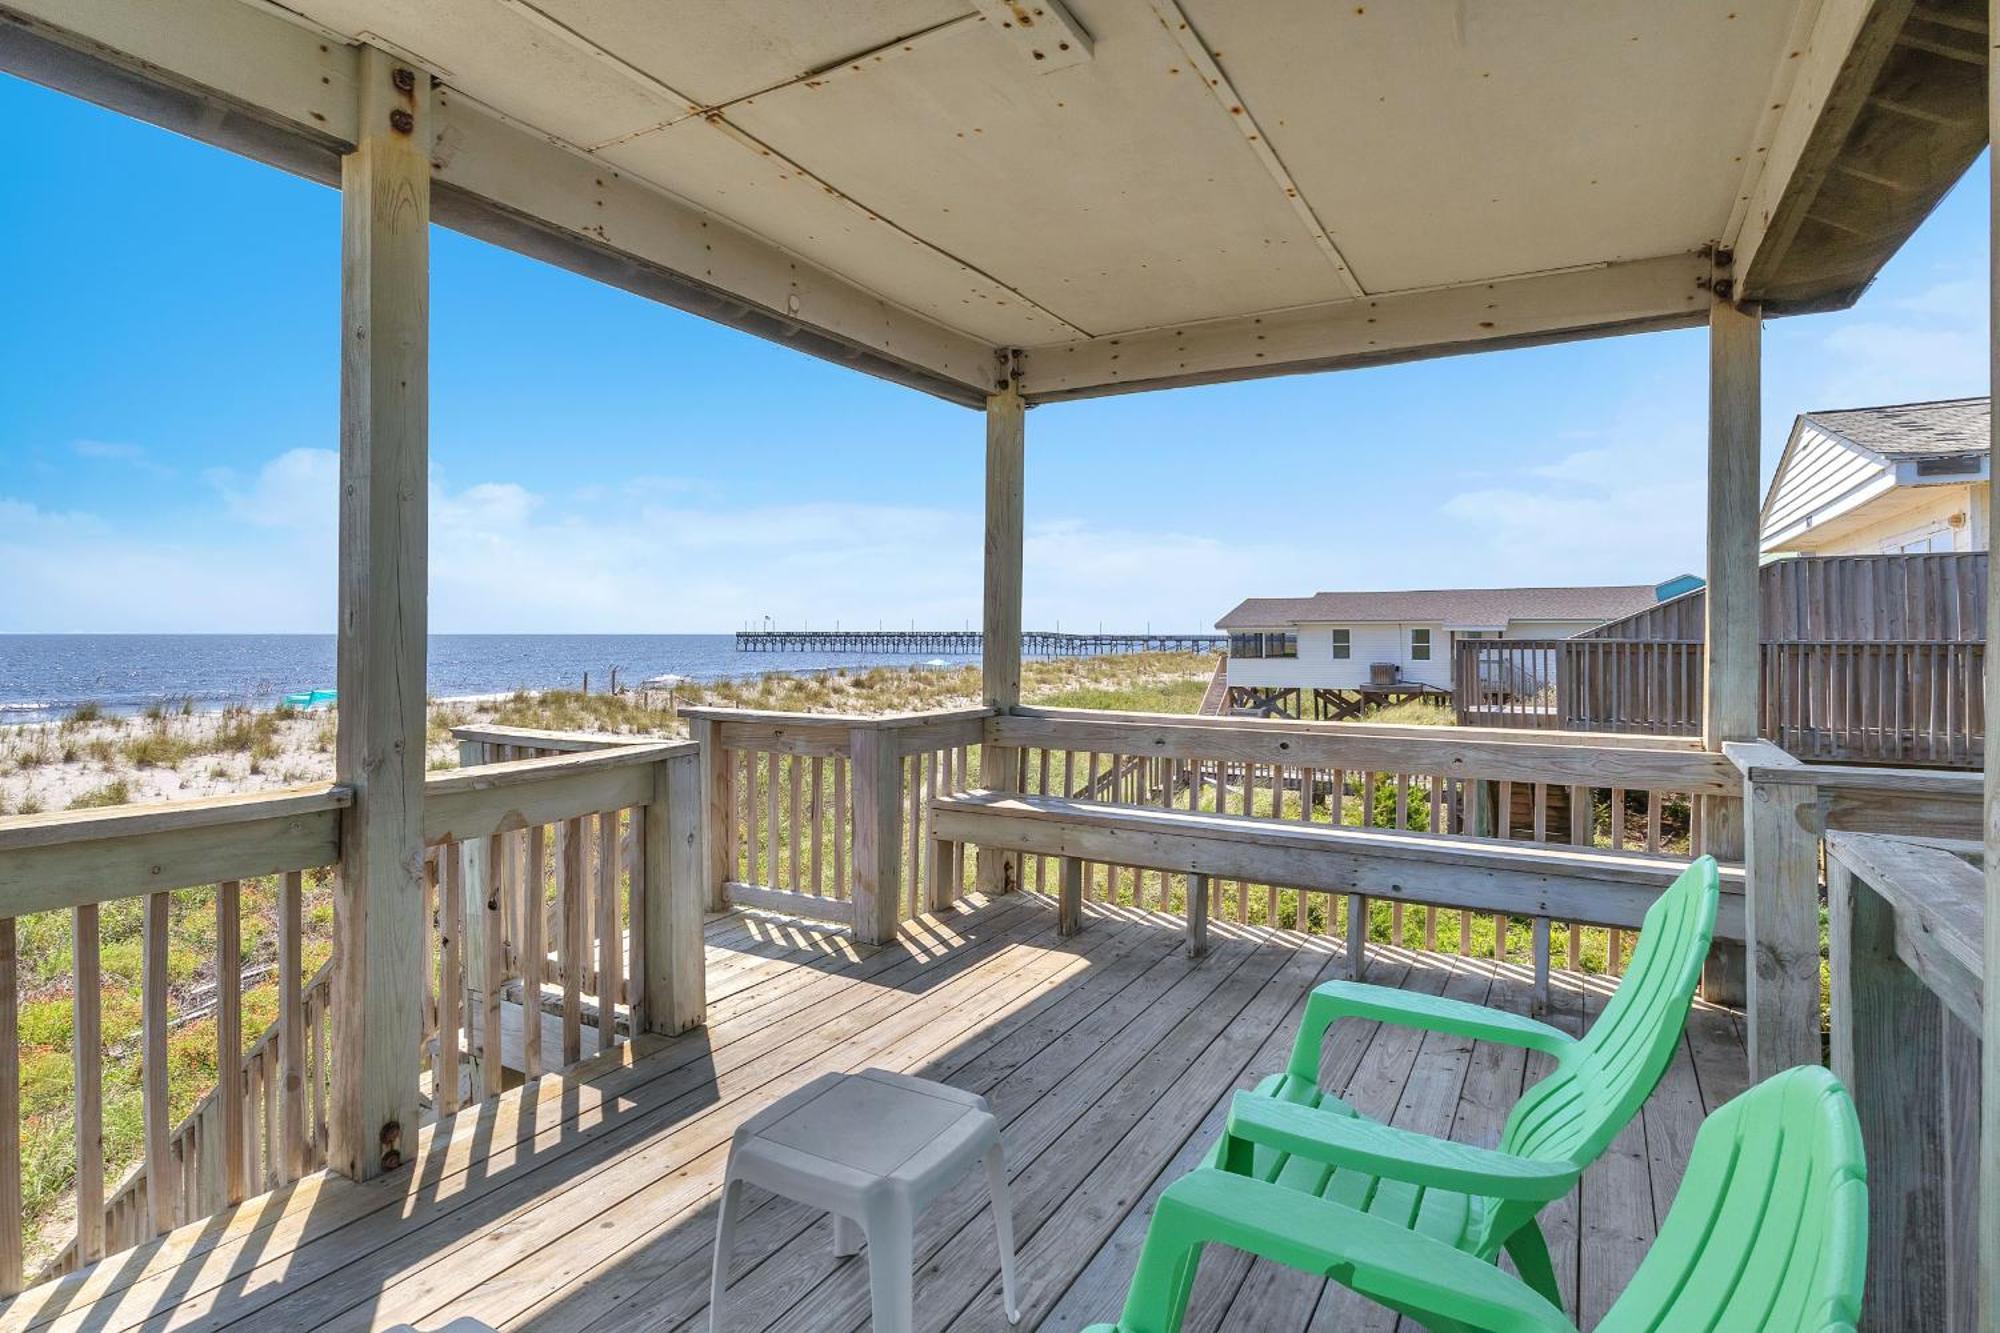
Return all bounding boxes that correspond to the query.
[734,629,1225,655]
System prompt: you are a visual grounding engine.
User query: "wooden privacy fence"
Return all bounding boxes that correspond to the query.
[0,734,705,1294]
[679,707,988,943]
[979,707,1733,992]
[1454,636,1985,766]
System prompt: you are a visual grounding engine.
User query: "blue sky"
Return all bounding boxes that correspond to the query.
[0,72,1988,633]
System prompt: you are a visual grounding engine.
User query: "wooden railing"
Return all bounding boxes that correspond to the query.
[0,787,347,1291]
[680,708,988,942]
[984,707,1730,983]
[0,733,705,1294]
[1457,636,1985,767]
[1823,829,1982,1331]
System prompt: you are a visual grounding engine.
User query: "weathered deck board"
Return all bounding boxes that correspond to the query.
[2,895,1744,1333]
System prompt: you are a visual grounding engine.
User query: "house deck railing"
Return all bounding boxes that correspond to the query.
[0,705,1983,1319]
[0,734,706,1293]
[1453,636,1985,767]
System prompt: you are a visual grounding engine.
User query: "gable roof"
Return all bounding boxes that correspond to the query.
[1804,397,1988,464]
[1216,584,1661,631]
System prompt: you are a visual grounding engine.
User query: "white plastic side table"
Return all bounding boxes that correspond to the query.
[709,1068,1020,1332]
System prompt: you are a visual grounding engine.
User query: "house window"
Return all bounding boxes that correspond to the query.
[1330,629,1350,660]
[1410,628,1432,661]
[1231,632,1296,659]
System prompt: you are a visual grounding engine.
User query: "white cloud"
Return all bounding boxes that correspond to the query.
[1810,273,1985,405]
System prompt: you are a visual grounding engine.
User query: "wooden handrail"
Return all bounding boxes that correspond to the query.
[0,785,349,916]
[989,712,1737,794]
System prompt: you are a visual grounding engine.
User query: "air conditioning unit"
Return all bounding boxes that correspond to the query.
[1369,662,1400,686]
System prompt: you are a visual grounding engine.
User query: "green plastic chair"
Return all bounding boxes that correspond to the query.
[1085,1065,1867,1332]
[1200,855,1720,1311]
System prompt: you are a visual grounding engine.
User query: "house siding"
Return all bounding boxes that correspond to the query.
[1782,482,1988,555]
[1225,622,1452,691]
[1762,423,1888,543]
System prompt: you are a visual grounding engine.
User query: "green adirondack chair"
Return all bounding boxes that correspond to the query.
[1085,1064,1866,1333]
[1199,854,1720,1312]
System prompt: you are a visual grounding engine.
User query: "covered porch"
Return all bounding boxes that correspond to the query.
[0,0,1994,1330]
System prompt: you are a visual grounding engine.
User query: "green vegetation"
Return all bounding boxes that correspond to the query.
[67,780,132,810]
[13,872,335,1267]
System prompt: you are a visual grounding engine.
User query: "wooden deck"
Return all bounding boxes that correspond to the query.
[3,893,1746,1333]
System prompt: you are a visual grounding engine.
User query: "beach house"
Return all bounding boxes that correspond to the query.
[1216,582,1686,719]
[1761,397,1992,556]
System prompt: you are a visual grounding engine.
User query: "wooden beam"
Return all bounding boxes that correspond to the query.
[1016,255,1710,402]
[1984,22,2000,1306]
[978,379,1026,896]
[331,45,430,1185]
[1731,0,1916,296]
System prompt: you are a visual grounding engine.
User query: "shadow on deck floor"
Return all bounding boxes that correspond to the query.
[1,893,1745,1333]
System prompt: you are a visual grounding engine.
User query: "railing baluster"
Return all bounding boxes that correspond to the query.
[596,814,619,1050]
[278,872,305,1184]
[483,833,506,1095]
[809,757,826,897]
[561,817,585,1065]
[834,755,850,900]
[215,881,244,1207]
[522,823,545,1078]
[0,918,20,1295]
[765,752,781,890]
[73,902,105,1261]
[143,891,174,1234]
[438,847,462,1115]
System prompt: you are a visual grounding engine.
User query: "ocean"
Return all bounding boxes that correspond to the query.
[0,634,986,724]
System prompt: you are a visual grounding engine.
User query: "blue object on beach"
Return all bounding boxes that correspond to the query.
[281,688,338,711]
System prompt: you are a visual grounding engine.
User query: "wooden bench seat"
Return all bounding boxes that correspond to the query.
[931,791,1744,989]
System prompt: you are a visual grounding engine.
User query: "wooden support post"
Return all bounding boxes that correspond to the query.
[850,725,903,945]
[332,44,431,1183]
[978,376,1025,896]
[1058,857,1084,937]
[692,717,731,913]
[1828,860,1950,1330]
[1186,873,1210,959]
[277,871,305,1182]
[1702,291,1760,1010]
[1985,42,2000,1312]
[1743,763,1824,1080]
[642,751,706,1034]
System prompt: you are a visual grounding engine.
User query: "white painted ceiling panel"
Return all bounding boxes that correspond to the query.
[286,0,673,148]
[714,8,1354,335]
[1176,0,1804,294]
[596,112,1080,346]
[526,0,970,110]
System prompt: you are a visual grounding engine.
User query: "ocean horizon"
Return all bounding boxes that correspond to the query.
[0,633,988,724]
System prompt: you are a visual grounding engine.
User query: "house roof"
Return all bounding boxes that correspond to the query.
[1805,398,1989,464]
[1216,585,1661,631]
[5,1,1985,406]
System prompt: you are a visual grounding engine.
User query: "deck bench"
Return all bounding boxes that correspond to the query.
[930,791,1744,995]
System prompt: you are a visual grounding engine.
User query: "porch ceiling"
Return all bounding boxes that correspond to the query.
[1,0,1985,404]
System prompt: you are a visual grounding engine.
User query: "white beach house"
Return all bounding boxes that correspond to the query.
[1761,397,1992,555]
[1215,582,1692,718]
